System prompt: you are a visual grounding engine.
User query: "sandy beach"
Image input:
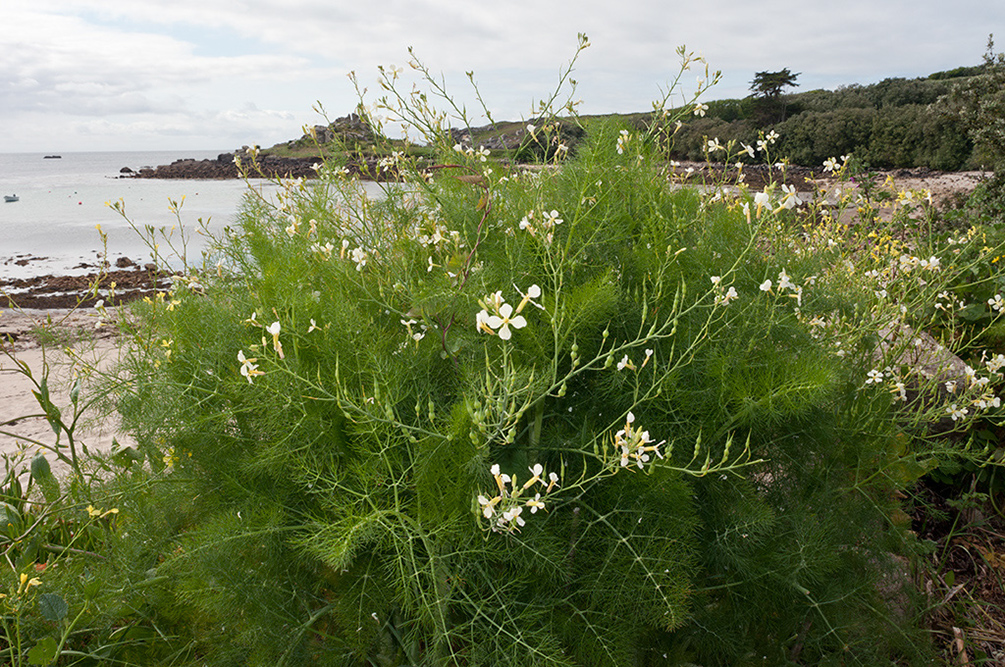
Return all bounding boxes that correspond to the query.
[0,307,132,478]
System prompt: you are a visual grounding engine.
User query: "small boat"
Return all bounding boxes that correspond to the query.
[43,155,62,159]
[4,195,19,203]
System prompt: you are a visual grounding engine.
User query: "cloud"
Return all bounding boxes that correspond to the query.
[5,0,1005,151]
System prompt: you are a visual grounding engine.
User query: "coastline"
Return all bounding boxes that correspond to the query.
[2,259,170,310]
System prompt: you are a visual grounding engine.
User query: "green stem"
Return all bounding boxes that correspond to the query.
[49,601,89,667]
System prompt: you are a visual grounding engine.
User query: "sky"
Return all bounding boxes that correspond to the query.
[3,0,1002,153]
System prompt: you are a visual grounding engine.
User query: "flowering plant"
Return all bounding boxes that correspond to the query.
[106,42,1005,667]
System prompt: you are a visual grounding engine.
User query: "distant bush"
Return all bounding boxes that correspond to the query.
[665,70,977,169]
[940,37,1005,172]
[774,107,874,166]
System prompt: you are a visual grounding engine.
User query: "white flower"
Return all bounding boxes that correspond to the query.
[710,276,722,286]
[865,369,884,385]
[823,157,839,172]
[706,137,723,153]
[476,309,494,335]
[350,247,368,271]
[777,269,794,291]
[478,495,496,518]
[715,286,738,306]
[759,279,773,292]
[947,403,969,421]
[989,294,1004,312]
[741,143,755,159]
[266,321,284,359]
[617,130,630,155]
[525,493,545,513]
[693,103,708,117]
[779,184,802,210]
[483,303,527,340]
[617,354,636,371]
[238,350,263,383]
[890,381,907,402]
[986,354,1005,375]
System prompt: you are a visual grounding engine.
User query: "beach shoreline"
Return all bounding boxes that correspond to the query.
[1,306,132,477]
[2,259,170,310]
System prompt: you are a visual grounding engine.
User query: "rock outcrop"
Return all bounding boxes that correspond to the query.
[122,153,395,181]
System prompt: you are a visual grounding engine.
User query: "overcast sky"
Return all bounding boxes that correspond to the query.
[4,0,1002,153]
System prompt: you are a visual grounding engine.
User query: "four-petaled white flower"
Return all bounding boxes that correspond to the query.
[706,137,723,153]
[865,369,884,385]
[989,294,1004,312]
[693,103,708,117]
[759,279,773,292]
[947,403,969,421]
[484,303,526,340]
[823,156,839,172]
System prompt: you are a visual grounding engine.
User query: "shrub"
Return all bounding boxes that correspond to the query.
[104,46,1005,666]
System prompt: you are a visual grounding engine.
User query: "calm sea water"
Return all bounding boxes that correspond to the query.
[0,150,269,279]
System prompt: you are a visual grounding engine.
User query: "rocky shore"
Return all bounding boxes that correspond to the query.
[121,153,320,180]
[118,152,403,181]
[2,259,171,310]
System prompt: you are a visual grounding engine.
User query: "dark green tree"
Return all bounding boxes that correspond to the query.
[749,68,801,124]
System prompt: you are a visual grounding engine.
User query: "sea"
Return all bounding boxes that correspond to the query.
[0,151,381,282]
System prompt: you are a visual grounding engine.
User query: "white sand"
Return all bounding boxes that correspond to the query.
[1,308,133,478]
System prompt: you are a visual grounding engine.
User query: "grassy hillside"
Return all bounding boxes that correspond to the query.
[264,65,988,172]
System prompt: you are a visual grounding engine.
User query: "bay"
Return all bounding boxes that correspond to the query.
[0,150,274,280]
